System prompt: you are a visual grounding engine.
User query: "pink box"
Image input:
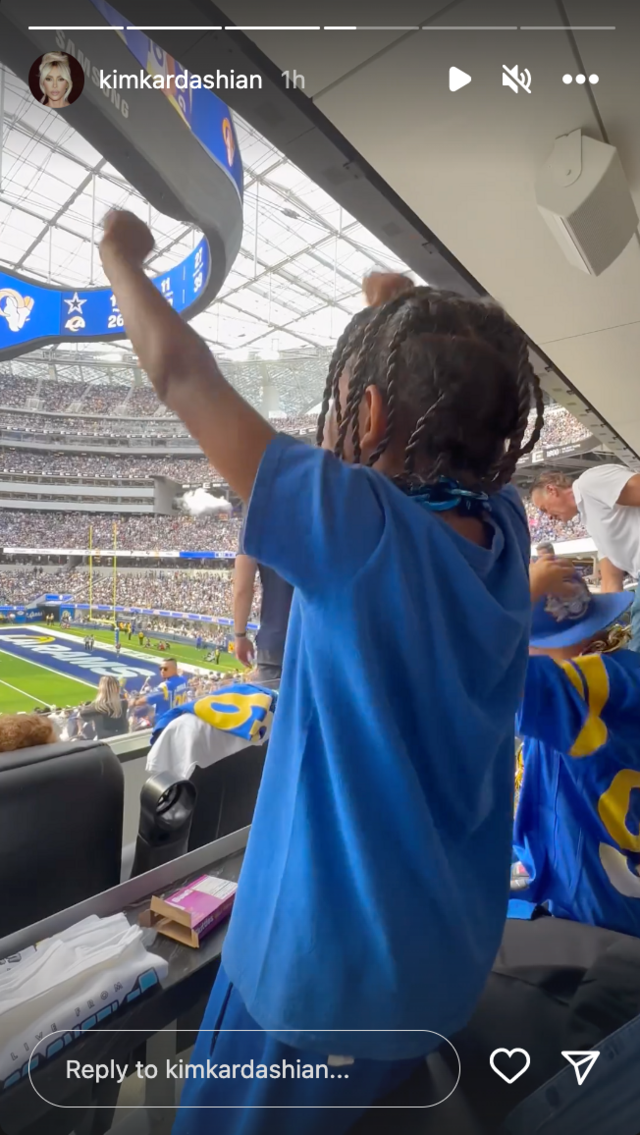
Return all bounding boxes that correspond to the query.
[145,875,238,948]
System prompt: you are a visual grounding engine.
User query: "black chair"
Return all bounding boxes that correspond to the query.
[0,740,123,938]
[188,741,268,850]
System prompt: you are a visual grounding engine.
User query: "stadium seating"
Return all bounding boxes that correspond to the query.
[0,513,242,552]
[188,741,268,850]
[0,740,123,937]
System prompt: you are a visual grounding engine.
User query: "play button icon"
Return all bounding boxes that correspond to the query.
[449,66,472,92]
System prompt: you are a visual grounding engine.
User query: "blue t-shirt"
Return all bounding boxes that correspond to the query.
[147,672,189,714]
[515,649,640,936]
[222,435,531,1060]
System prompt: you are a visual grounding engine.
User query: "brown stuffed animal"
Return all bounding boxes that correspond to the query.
[0,713,58,752]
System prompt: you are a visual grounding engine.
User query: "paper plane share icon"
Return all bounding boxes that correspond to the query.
[561,1051,600,1085]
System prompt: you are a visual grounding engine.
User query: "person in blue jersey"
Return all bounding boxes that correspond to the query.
[99,212,544,1135]
[134,657,189,720]
[513,563,640,936]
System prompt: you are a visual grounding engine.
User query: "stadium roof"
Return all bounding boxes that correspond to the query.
[0,62,413,412]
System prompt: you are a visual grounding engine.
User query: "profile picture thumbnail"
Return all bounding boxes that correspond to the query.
[28,51,85,111]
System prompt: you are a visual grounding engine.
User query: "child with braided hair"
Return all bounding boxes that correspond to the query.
[99,210,543,1134]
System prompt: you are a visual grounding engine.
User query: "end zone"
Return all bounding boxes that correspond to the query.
[0,626,158,689]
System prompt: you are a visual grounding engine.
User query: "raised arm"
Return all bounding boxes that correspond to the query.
[99,210,275,503]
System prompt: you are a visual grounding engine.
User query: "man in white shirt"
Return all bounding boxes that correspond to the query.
[531,466,640,650]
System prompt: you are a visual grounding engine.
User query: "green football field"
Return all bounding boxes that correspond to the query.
[48,623,244,674]
[0,624,246,715]
[0,652,97,714]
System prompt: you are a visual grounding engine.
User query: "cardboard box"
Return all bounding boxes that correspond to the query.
[142,875,238,948]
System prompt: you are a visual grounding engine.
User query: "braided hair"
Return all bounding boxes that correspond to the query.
[316,273,545,495]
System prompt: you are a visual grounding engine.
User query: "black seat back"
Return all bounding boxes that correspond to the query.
[188,742,267,849]
[0,740,124,936]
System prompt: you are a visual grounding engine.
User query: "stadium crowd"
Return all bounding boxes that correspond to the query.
[1,375,315,431]
[1,409,316,438]
[70,567,256,619]
[525,406,591,449]
[0,511,242,551]
[0,564,254,619]
[0,375,592,445]
[0,567,74,605]
[0,450,220,483]
[1,411,188,437]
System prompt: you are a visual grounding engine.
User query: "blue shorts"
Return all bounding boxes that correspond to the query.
[172,965,422,1135]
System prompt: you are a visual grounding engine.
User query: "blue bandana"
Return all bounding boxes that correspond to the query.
[404,477,489,516]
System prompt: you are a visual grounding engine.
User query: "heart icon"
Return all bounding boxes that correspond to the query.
[489,1048,531,1084]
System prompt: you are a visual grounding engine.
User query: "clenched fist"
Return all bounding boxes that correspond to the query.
[100,209,155,266]
[530,556,577,603]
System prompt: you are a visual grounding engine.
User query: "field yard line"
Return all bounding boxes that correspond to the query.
[0,677,51,707]
[0,645,98,689]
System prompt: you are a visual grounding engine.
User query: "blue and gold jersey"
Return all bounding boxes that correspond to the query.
[147,672,189,714]
[516,649,640,936]
[152,684,275,744]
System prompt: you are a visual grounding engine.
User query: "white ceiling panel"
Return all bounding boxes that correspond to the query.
[219,0,640,450]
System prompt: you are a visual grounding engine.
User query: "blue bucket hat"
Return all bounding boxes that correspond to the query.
[530,575,633,649]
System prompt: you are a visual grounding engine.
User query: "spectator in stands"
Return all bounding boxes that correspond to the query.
[514,566,639,936]
[134,658,188,720]
[532,468,640,653]
[76,676,127,740]
[0,448,220,483]
[0,713,58,751]
[234,525,293,689]
[0,565,250,623]
[100,207,545,1131]
[0,511,242,553]
[524,405,590,450]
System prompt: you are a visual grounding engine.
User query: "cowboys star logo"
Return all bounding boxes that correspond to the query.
[63,292,86,315]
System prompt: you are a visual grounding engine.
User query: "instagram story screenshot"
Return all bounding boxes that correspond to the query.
[0,0,639,1133]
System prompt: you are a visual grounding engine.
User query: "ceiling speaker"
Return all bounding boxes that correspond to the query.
[535,130,639,275]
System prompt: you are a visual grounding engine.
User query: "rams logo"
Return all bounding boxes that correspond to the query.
[64,315,86,332]
[0,288,34,333]
[545,584,590,624]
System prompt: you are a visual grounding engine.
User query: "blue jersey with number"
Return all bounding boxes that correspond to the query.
[515,649,640,936]
[147,672,189,713]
